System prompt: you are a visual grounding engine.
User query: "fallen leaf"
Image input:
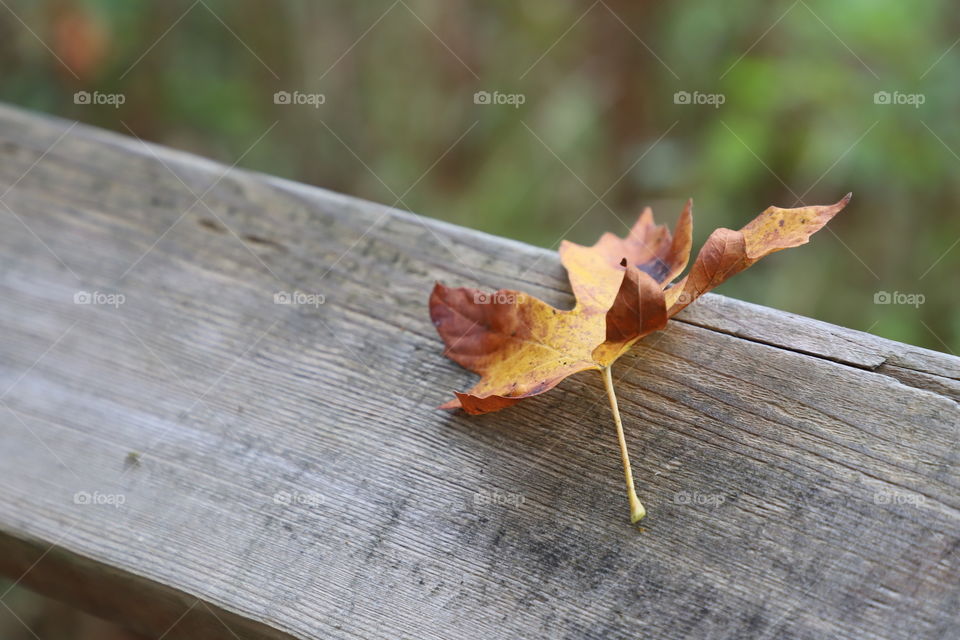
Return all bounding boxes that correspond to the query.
[432,194,849,411]
[430,194,850,521]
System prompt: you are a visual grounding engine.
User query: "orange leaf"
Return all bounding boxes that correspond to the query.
[592,199,693,284]
[557,200,691,315]
[430,195,849,413]
[429,285,607,414]
[430,194,850,522]
[592,263,667,366]
[664,194,851,314]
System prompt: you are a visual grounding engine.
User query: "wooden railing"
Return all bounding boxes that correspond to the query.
[0,103,957,639]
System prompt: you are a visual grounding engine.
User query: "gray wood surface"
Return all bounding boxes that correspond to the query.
[0,102,958,640]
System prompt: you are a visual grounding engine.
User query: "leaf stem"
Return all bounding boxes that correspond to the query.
[600,365,645,523]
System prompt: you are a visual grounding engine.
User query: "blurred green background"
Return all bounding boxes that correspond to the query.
[0,2,958,634]
[1,0,958,354]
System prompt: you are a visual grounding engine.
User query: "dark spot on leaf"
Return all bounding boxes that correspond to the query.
[639,258,670,282]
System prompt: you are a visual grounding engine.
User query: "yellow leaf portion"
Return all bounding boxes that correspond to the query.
[558,199,693,313]
[430,285,605,414]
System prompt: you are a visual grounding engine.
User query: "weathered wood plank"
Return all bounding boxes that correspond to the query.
[676,295,960,400]
[0,103,957,640]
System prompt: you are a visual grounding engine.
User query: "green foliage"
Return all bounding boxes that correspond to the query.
[0,0,956,351]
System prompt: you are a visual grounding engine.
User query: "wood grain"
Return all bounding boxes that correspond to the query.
[0,103,957,640]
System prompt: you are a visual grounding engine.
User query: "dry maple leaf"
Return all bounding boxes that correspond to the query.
[430,194,850,522]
